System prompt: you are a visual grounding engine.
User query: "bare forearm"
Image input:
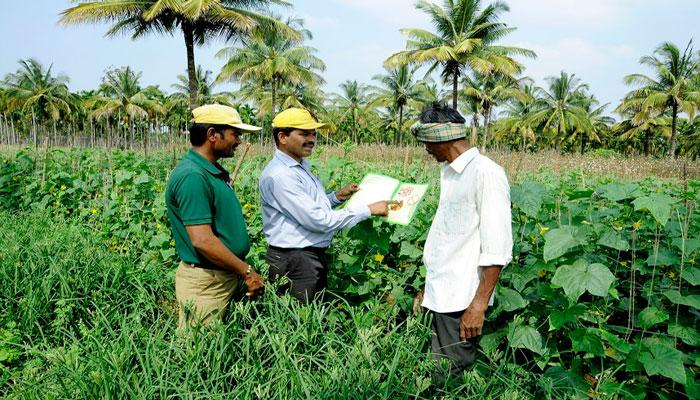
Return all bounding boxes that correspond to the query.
[468,265,502,311]
[193,236,249,277]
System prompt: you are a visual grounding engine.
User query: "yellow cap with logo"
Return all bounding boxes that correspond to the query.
[192,104,262,131]
[272,108,327,130]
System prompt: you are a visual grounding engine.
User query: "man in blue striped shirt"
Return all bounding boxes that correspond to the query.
[259,108,392,302]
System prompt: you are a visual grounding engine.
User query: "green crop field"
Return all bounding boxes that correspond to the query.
[0,146,698,399]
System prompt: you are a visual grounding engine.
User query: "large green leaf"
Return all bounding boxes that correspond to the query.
[663,290,700,309]
[399,242,422,259]
[549,304,585,330]
[597,228,629,251]
[570,328,605,356]
[637,307,669,329]
[543,226,589,262]
[639,344,687,384]
[480,328,507,358]
[596,183,640,202]
[508,324,545,355]
[599,330,631,359]
[498,287,527,312]
[551,259,615,301]
[633,194,675,226]
[681,267,700,286]
[511,181,547,218]
[667,324,700,346]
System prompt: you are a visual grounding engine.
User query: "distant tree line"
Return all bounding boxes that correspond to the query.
[0,0,698,157]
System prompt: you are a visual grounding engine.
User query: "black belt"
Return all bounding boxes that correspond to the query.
[269,245,327,254]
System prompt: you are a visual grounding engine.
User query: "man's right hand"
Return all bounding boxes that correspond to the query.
[244,271,265,298]
[413,290,424,315]
[368,200,395,216]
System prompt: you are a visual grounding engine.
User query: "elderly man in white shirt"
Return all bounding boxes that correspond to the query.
[412,102,513,378]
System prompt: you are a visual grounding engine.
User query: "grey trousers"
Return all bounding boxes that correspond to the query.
[430,309,478,378]
[266,246,329,302]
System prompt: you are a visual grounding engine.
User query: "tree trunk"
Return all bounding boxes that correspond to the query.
[580,131,586,154]
[481,108,491,150]
[669,102,678,157]
[352,110,357,143]
[32,109,38,153]
[644,131,650,156]
[452,70,459,110]
[398,105,404,146]
[470,112,479,146]
[271,78,277,115]
[183,23,198,110]
[555,127,562,153]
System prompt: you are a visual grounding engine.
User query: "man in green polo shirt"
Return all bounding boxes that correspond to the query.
[166,104,264,328]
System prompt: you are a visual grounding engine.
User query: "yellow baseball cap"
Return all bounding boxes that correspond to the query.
[191,104,262,131]
[272,108,328,130]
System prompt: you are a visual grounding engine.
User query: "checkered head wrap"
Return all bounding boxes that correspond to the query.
[410,122,466,143]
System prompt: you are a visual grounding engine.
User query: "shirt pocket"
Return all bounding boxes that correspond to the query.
[441,200,470,235]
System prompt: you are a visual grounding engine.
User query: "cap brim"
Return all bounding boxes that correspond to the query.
[274,122,328,130]
[231,123,263,132]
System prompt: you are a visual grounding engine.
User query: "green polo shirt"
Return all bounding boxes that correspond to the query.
[165,149,250,269]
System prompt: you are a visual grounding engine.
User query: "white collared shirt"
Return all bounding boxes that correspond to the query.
[422,147,513,313]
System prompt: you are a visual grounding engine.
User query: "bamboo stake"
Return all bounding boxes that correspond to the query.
[231,142,251,184]
[402,146,411,176]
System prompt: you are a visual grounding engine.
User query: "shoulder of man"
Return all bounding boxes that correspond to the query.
[260,160,302,186]
[473,154,509,183]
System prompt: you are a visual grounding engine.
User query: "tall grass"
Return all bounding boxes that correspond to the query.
[0,211,572,399]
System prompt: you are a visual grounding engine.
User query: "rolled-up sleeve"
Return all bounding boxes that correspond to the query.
[264,175,370,233]
[475,166,513,267]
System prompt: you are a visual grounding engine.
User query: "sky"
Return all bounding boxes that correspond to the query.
[1,0,698,114]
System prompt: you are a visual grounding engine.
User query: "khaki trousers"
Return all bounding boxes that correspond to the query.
[175,262,239,328]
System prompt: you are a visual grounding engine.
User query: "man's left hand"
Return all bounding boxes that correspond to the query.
[459,306,486,340]
[335,183,359,201]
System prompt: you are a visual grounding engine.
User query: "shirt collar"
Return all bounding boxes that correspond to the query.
[186,149,226,176]
[448,147,479,173]
[275,149,309,169]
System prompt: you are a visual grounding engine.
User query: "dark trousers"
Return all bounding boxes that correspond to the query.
[266,246,329,302]
[430,309,478,378]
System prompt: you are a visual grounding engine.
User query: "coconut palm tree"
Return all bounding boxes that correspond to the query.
[617,40,700,157]
[172,66,233,106]
[566,94,614,153]
[88,66,165,149]
[462,72,526,150]
[216,18,325,115]
[371,65,432,144]
[2,58,75,149]
[60,0,293,110]
[613,110,671,156]
[331,80,372,143]
[384,0,535,110]
[526,71,593,152]
[493,82,540,152]
[237,80,326,118]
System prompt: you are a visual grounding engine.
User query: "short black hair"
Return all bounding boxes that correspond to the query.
[419,102,466,124]
[189,123,233,146]
[272,127,294,147]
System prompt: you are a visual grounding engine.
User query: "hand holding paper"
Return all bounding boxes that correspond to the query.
[345,174,428,225]
[335,183,360,201]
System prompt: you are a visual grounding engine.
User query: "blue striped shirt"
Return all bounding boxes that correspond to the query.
[259,149,371,248]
